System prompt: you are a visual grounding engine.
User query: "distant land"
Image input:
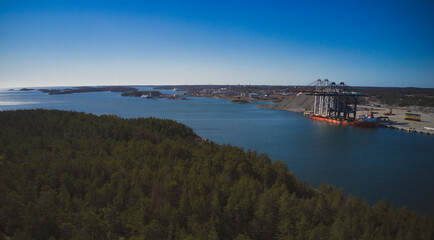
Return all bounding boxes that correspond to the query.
[14,84,434,109]
[15,84,434,109]
[37,86,138,95]
[14,84,434,135]
[121,90,162,98]
[156,85,434,108]
[19,88,36,91]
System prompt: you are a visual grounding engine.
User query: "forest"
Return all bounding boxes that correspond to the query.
[121,91,162,98]
[355,87,434,108]
[0,109,433,240]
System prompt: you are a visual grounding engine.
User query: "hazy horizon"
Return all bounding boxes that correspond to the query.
[3,83,434,90]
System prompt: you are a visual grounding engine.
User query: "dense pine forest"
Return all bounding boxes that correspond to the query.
[0,110,433,240]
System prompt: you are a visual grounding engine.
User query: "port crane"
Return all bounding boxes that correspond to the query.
[292,79,362,121]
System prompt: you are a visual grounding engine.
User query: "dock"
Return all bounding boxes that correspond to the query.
[359,105,434,135]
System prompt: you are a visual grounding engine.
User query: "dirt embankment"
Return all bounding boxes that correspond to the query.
[258,94,314,112]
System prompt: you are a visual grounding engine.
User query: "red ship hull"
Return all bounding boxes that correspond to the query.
[309,115,377,127]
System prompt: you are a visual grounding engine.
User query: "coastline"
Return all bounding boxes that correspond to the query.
[358,105,434,135]
[256,103,434,135]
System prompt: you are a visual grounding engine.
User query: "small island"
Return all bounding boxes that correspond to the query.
[121,90,162,98]
[19,88,35,91]
[121,90,192,100]
[231,99,249,104]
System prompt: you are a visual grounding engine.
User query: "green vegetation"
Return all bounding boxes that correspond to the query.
[0,109,433,240]
[231,99,249,104]
[121,90,162,98]
[379,95,434,108]
[357,87,434,108]
[39,86,138,95]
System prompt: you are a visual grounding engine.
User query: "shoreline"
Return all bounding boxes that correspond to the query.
[256,104,434,135]
[358,105,434,135]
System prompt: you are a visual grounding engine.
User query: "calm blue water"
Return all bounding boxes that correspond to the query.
[1,88,434,215]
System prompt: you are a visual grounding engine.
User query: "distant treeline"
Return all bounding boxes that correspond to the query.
[0,110,433,240]
[231,99,249,104]
[121,90,162,97]
[38,86,138,95]
[355,87,434,108]
[157,85,434,107]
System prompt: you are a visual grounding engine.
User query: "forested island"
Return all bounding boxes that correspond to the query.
[231,99,249,104]
[0,110,433,240]
[121,90,162,98]
[38,86,138,95]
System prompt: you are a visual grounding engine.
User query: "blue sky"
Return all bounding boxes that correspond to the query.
[0,0,433,88]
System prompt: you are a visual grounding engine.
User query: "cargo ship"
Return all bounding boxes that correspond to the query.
[353,111,378,127]
[309,111,378,127]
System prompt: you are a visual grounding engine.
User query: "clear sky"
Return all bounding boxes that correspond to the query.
[0,0,433,88]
